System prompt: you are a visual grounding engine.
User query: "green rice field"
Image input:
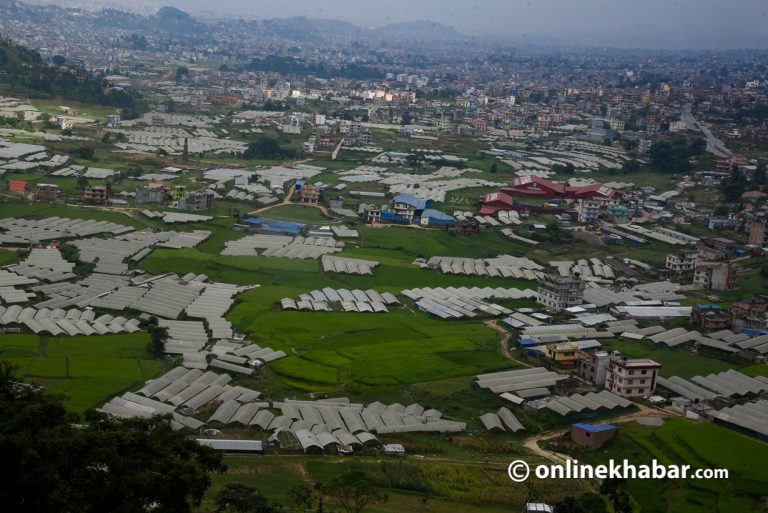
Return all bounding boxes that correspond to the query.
[0,333,164,413]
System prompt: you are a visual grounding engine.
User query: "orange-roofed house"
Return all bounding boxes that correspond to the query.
[9,180,27,193]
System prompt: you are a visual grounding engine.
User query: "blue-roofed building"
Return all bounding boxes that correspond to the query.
[241,217,305,236]
[692,303,728,333]
[393,194,430,210]
[379,210,413,224]
[295,179,306,192]
[390,194,431,222]
[373,194,453,227]
[571,422,617,449]
[261,220,304,236]
[420,209,455,227]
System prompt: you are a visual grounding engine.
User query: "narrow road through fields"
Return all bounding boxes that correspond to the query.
[522,405,680,464]
[483,320,531,366]
[247,184,334,218]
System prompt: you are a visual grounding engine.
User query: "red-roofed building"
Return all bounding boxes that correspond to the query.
[478,191,514,215]
[501,176,619,202]
[9,180,26,194]
[566,183,620,201]
[504,175,566,198]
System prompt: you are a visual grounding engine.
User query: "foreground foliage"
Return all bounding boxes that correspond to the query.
[0,362,225,513]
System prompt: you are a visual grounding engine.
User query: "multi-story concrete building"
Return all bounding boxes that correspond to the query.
[578,198,601,224]
[578,351,611,385]
[358,203,381,223]
[665,250,698,273]
[748,219,766,247]
[182,191,216,211]
[84,185,107,203]
[299,184,321,205]
[136,184,168,204]
[537,274,585,311]
[691,304,729,333]
[730,295,768,331]
[35,183,60,202]
[605,357,661,397]
[693,261,736,291]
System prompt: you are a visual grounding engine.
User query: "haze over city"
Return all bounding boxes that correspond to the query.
[20,0,768,49]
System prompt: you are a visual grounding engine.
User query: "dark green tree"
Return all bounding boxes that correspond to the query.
[722,167,748,202]
[175,67,189,82]
[144,316,168,358]
[288,483,313,512]
[74,146,96,160]
[649,140,693,173]
[313,482,325,513]
[622,159,640,174]
[215,483,279,513]
[553,162,576,175]
[243,137,296,160]
[326,470,387,513]
[600,478,633,513]
[0,362,225,513]
[554,496,585,513]
[752,164,766,187]
[690,138,706,155]
[577,492,608,513]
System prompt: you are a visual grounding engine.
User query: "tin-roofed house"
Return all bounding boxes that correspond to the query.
[380,194,431,224]
[571,422,617,449]
[420,208,455,227]
[35,183,60,202]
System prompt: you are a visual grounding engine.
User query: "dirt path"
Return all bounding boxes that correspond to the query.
[522,405,680,464]
[482,320,531,366]
[524,428,572,464]
[247,184,334,218]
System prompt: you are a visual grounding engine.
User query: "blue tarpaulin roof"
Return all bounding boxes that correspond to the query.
[244,218,305,235]
[393,194,429,210]
[421,209,455,222]
[572,423,616,433]
[261,220,304,235]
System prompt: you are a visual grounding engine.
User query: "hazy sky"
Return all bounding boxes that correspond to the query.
[40,0,768,48]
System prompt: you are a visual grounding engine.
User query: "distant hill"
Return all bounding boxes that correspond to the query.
[0,36,144,117]
[260,16,364,43]
[370,20,467,44]
[3,1,476,50]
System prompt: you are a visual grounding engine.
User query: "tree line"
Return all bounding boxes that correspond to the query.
[0,35,145,119]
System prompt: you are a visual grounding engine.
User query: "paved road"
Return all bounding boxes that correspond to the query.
[331,139,344,160]
[682,104,731,158]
